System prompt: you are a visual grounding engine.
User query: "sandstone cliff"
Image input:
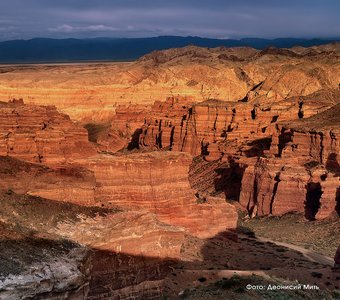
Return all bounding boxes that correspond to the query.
[0,191,186,299]
[0,99,96,165]
[0,156,96,205]
[239,103,340,219]
[0,44,339,122]
[0,99,238,238]
[0,44,339,299]
[101,92,339,220]
[78,151,237,238]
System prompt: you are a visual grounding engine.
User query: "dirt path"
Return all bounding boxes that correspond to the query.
[256,235,334,266]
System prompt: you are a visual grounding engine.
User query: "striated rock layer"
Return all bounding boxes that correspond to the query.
[0,156,96,205]
[0,43,339,122]
[106,90,339,161]
[0,99,96,165]
[106,93,339,220]
[0,191,187,299]
[0,99,238,238]
[239,103,340,219]
[79,152,237,238]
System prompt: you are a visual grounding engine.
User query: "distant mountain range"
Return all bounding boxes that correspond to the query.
[0,36,339,63]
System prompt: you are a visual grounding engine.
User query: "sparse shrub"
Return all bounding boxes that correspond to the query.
[332,290,340,299]
[304,161,320,169]
[6,189,14,195]
[215,275,241,289]
[196,197,207,204]
[311,271,323,278]
[235,287,245,293]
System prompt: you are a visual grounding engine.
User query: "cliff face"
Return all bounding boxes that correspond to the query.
[0,156,96,205]
[79,152,237,238]
[240,104,340,219]
[0,44,339,122]
[0,99,238,238]
[0,191,187,299]
[0,44,339,298]
[108,90,339,161]
[102,93,339,220]
[0,99,96,165]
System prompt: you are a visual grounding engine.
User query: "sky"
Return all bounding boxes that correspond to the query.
[0,0,339,41]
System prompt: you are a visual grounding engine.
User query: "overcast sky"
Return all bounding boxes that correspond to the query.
[0,0,339,41]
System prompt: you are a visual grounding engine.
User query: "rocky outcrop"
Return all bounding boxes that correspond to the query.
[0,191,187,299]
[108,90,339,161]
[96,104,152,152]
[0,245,91,300]
[1,44,339,299]
[0,44,339,123]
[95,91,339,221]
[239,158,311,216]
[0,99,238,238]
[79,151,237,238]
[0,156,96,205]
[239,104,340,219]
[0,99,96,165]
[0,217,91,300]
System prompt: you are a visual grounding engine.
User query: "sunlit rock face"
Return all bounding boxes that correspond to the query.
[102,92,339,220]
[0,43,339,123]
[105,89,339,160]
[0,99,96,165]
[0,43,339,299]
[239,103,340,219]
[79,151,238,238]
[0,99,238,238]
[0,156,96,205]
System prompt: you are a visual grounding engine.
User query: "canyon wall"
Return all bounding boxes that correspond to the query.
[240,104,340,219]
[0,191,188,299]
[108,90,338,159]
[105,93,339,220]
[0,44,339,299]
[0,99,238,238]
[0,156,96,205]
[0,44,339,122]
[0,99,96,165]
[80,152,237,238]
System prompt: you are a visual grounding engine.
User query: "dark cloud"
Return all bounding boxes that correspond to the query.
[0,0,339,40]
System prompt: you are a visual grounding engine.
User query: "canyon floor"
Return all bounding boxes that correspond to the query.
[0,43,339,299]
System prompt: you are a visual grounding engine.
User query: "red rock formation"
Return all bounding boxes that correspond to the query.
[93,90,339,221]
[96,104,152,152]
[0,191,187,299]
[0,156,96,205]
[239,103,340,219]
[104,90,338,162]
[0,100,238,238]
[0,43,339,124]
[0,100,96,165]
[78,151,237,238]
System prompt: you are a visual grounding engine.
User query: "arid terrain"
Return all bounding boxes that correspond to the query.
[0,43,339,299]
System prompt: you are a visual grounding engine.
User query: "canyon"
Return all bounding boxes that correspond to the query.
[0,43,339,299]
[0,43,339,122]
